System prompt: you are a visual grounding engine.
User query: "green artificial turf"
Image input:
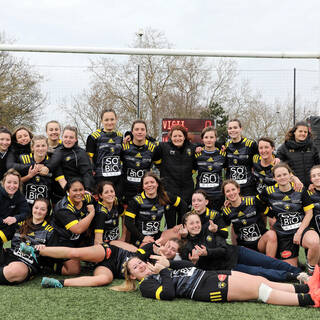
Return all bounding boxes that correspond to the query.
[0,276,319,320]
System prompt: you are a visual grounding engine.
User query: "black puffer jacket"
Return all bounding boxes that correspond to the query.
[277,137,320,187]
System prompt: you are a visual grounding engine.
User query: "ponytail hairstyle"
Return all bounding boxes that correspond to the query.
[110,257,137,292]
[142,171,170,206]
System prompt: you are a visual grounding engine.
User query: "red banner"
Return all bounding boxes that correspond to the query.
[161,118,214,143]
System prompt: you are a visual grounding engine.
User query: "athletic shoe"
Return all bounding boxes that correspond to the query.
[307,265,320,292]
[297,272,309,284]
[310,287,320,308]
[19,243,38,263]
[41,277,63,288]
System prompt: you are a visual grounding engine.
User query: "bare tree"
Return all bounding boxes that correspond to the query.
[0,33,45,130]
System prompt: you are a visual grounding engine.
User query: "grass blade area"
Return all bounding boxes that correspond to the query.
[0,276,318,320]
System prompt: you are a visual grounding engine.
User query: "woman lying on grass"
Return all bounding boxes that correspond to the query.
[111,255,320,308]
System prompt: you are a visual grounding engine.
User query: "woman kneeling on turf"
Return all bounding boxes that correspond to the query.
[111,255,320,307]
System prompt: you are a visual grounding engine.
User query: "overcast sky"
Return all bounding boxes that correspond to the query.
[1,0,320,129]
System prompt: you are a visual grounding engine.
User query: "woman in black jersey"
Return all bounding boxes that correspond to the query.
[86,109,123,192]
[125,171,187,247]
[18,135,54,206]
[254,137,302,195]
[225,119,258,196]
[0,169,30,248]
[222,179,278,257]
[309,165,320,239]
[112,255,320,308]
[259,163,320,273]
[179,211,304,282]
[93,181,127,244]
[120,120,158,204]
[48,125,94,193]
[0,127,11,181]
[0,198,55,285]
[154,125,196,213]
[195,126,226,210]
[6,126,33,172]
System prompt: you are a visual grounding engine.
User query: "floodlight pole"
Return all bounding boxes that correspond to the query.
[137,29,143,119]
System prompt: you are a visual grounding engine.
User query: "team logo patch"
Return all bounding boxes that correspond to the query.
[136,162,140,167]
[65,156,71,161]
[152,215,156,220]
[206,235,212,242]
[36,176,40,183]
[187,149,191,156]
[218,282,226,289]
[233,159,238,164]
[285,205,290,210]
[170,150,175,155]
[218,274,227,281]
[111,147,114,153]
[166,205,170,210]
[208,166,212,171]
[113,220,117,225]
[242,220,247,225]
[281,250,292,259]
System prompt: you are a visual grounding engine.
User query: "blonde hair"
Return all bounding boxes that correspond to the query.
[110,258,137,292]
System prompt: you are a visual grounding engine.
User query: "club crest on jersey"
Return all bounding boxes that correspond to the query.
[208,166,213,171]
[285,205,290,210]
[151,215,156,220]
[170,150,175,155]
[111,147,114,153]
[166,205,170,210]
[65,156,71,162]
[36,176,40,183]
[187,149,191,156]
[218,282,226,289]
[136,162,141,167]
[242,220,247,225]
[218,274,227,281]
[206,235,212,242]
[233,159,238,164]
[113,220,117,226]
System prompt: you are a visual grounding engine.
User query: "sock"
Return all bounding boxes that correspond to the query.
[306,263,315,275]
[298,293,315,306]
[294,284,309,293]
[59,280,65,286]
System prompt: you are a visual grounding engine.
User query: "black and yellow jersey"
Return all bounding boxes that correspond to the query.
[222,196,267,249]
[259,184,314,236]
[307,189,320,234]
[94,201,124,241]
[125,191,187,247]
[225,137,258,189]
[86,129,123,178]
[51,194,94,244]
[18,153,54,204]
[195,148,226,198]
[120,139,159,197]
[252,154,275,194]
